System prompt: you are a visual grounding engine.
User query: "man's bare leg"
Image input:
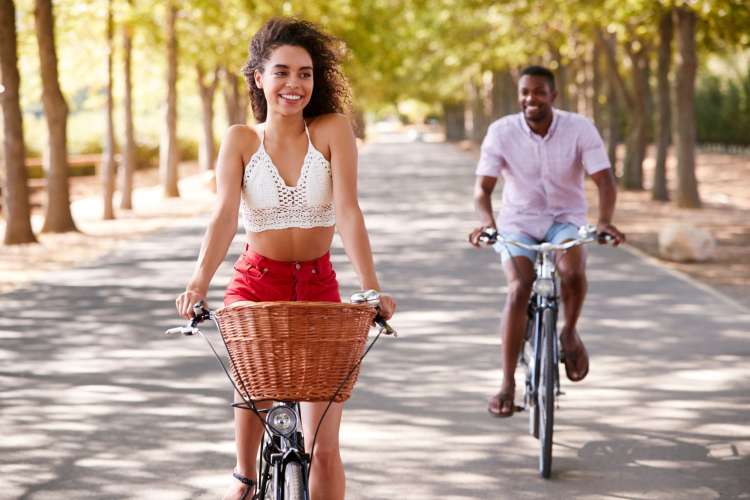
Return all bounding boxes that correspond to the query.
[556,246,589,381]
[490,256,535,415]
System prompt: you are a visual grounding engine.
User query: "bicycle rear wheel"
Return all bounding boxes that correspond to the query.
[538,308,555,478]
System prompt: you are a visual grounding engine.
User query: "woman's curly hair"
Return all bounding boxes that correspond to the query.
[242,18,351,123]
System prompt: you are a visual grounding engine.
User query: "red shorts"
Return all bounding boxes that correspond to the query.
[224,246,341,306]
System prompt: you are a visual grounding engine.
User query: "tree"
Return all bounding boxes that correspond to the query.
[653,7,672,202]
[222,68,248,126]
[181,1,232,171]
[1,0,37,245]
[196,64,219,171]
[159,0,179,197]
[101,0,117,219]
[34,0,77,232]
[597,26,652,191]
[673,5,701,208]
[119,0,136,210]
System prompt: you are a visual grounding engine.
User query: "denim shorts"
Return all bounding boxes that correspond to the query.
[493,222,581,264]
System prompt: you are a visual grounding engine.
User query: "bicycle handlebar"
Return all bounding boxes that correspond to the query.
[478,225,613,252]
[165,294,396,337]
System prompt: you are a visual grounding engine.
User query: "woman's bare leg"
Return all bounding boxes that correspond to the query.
[223,392,270,500]
[300,401,345,500]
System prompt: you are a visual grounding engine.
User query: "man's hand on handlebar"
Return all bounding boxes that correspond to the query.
[596,222,626,246]
[469,225,497,247]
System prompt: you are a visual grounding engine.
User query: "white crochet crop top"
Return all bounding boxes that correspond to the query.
[240,123,335,232]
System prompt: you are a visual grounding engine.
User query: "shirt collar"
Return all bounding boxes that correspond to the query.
[518,108,559,141]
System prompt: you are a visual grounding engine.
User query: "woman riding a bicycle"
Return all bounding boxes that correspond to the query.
[175,18,395,500]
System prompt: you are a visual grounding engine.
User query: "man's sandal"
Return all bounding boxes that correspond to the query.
[232,471,256,500]
[560,331,589,382]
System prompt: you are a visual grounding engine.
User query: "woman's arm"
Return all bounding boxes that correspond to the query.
[176,125,257,319]
[324,114,395,318]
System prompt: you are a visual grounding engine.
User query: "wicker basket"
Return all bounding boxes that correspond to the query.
[213,301,377,402]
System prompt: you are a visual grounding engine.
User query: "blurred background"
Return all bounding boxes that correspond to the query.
[1,0,749,276]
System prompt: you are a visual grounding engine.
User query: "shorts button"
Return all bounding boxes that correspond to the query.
[312,269,317,274]
[295,263,301,270]
[263,268,268,272]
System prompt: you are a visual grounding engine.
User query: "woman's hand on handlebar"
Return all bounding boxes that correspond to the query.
[377,292,396,320]
[176,289,206,320]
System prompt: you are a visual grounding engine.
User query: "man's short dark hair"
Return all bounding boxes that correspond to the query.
[520,65,556,91]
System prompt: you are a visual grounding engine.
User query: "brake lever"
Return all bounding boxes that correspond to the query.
[165,301,211,336]
[374,315,397,337]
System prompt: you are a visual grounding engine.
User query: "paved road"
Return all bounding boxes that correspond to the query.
[2,140,749,499]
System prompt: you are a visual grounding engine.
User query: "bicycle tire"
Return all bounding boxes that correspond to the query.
[523,319,539,438]
[538,308,555,478]
[284,462,306,500]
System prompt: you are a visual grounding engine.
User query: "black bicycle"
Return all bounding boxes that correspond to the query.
[480,225,610,478]
[165,290,394,500]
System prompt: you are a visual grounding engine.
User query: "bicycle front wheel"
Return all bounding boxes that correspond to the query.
[284,462,306,500]
[523,318,539,438]
[538,308,555,478]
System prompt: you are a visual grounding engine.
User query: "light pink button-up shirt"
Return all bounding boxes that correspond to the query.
[476,108,611,240]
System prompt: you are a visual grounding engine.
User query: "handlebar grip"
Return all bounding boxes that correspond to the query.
[165,325,200,336]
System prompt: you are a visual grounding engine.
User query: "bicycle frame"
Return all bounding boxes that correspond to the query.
[525,248,561,414]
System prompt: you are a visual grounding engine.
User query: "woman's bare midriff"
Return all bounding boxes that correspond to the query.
[245,226,335,262]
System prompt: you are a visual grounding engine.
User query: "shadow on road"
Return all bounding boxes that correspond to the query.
[1,141,748,499]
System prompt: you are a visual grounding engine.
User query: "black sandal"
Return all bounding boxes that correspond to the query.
[232,471,256,500]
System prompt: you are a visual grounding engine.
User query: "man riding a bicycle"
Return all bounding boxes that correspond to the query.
[468,65,625,418]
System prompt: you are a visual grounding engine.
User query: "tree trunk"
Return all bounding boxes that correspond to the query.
[351,107,366,139]
[443,102,465,141]
[592,42,603,130]
[34,0,77,233]
[196,64,219,171]
[557,63,569,111]
[621,43,649,190]
[101,0,116,219]
[1,0,37,244]
[119,2,135,210]
[467,79,488,143]
[600,33,623,170]
[491,70,516,120]
[159,2,179,198]
[607,75,620,170]
[673,7,701,208]
[222,69,248,126]
[653,9,672,201]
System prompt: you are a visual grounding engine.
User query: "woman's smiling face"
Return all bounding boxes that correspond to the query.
[254,44,314,119]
